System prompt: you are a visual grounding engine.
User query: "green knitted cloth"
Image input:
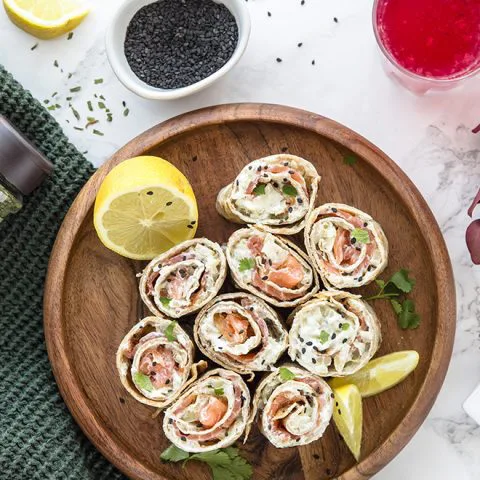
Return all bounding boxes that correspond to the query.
[0,65,125,480]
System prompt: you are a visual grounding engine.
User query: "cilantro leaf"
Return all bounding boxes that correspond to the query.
[165,320,177,342]
[398,299,420,329]
[282,185,298,197]
[252,184,266,195]
[375,279,385,289]
[239,258,255,272]
[213,386,225,396]
[351,228,370,244]
[387,269,415,294]
[343,154,357,166]
[390,299,403,315]
[161,445,253,480]
[279,367,295,381]
[160,444,190,462]
[319,330,329,344]
[160,297,172,307]
[133,372,153,392]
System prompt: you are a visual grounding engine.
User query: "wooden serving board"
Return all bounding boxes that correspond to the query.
[44,104,455,480]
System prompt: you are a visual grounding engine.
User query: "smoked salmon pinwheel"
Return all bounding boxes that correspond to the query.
[304,203,388,289]
[116,317,206,408]
[245,365,333,448]
[139,238,227,318]
[216,154,321,234]
[194,293,289,376]
[226,227,319,308]
[288,291,381,377]
[163,368,251,452]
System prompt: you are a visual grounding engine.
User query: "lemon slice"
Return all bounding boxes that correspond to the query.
[94,156,198,260]
[329,350,419,398]
[3,0,90,39]
[333,384,362,461]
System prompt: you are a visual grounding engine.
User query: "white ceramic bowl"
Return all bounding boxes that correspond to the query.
[105,0,251,100]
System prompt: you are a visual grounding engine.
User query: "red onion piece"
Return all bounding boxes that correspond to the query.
[468,188,480,218]
[466,220,480,265]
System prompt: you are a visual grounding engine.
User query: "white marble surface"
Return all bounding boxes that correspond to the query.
[1,0,480,478]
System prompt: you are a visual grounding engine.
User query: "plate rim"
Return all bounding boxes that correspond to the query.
[43,103,456,480]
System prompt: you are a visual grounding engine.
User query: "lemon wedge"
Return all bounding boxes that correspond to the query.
[333,384,362,461]
[329,350,419,398]
[94,156,198,260]
[3,0,89,39]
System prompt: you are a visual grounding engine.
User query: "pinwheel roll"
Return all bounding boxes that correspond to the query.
[216,154,321,234]
[163,368,251,452]
[194,293,289,375]
[226,227,319,308]
[116,317,205,408]
[304,203,388,289]
[139,238,227,318]
[288,291,381,377]
[245,365,333,448]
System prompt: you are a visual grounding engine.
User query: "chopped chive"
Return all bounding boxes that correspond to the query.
[87,116,96,122]
[123,108,129,117]
[94,78,104,84]
[30,43,38,51]
[66,96,72,101]
[99,94,106,100]
[94,93,98,98]
[53,60,59,67]
[55,104,61,109]
[67,32,74,40]
[87,101,93,111]
[74,126,84,131]
[71,106,80,120]
[67,72,73,79]
[98,102,106,109]
[107,113,113,122]
[47,105,56,111]
[70,86,81,93]
[43,99,49,104]
[92,129,104,136]
[51,92,58,98]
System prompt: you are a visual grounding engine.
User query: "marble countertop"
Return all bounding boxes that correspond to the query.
[1,0,479,478]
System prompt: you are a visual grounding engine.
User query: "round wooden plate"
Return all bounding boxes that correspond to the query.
[44,104,455,480]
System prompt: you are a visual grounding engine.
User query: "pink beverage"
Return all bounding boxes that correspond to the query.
[373,0,480,93]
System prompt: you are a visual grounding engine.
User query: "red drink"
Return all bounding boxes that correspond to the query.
[373,0,480,91]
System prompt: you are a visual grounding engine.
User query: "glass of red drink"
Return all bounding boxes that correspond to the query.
[373,0,480,94]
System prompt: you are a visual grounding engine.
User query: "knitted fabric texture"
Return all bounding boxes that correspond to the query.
[0,65,125,480]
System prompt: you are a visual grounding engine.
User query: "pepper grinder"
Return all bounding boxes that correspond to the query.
[0,115,53,222]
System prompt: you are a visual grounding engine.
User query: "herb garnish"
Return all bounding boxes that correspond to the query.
[341,323,350,331]
[165,320,177,341]
[133,372,153,392]
[30,43,38,51]
[213,387,224,396]
[70,86,82,93]
[160,297,172,307]
[350,228,370,244]
[252,184,266,196]
[279,367,295,381]
[94,78,104,84]
[123,108,130,117]
[92,129,104,136]
[319,330,330,344]
[160,445,253,480]
[239,258,255,272]
[343,155,357,166]
[366,269,420,329]
[67,32,74,40]
[282,185,297,197]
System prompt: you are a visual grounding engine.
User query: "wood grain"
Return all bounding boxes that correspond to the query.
[43,103,456,480]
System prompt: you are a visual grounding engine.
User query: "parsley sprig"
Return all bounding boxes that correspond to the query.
[366,269,420,329]
[239,258,255,272]
[161,445,253,480]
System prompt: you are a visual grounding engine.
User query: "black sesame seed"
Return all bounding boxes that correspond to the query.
[263,165,268,170]
[336,401,339,407]
[330,393,334,398]
[169,418,173,424]
[268,259,272,266]
[299,336,304,342]
[248,166,252,170]
[288,170,294,174]
[276,57,282,63]
[191,220,196,225]
[297,197,303,204]
[331,333,337,340]
[351,237,357,244]
[326,468,332,475]
[263,173,268,178]
[301,0,305,5]
[338,409,341,415]
[165,379,170,384]
[302,348,306,354]
[166,201,173,206]
[358,276,363,282]
[262,275,268,280]
[273,182,279,188]
[152,361,157,366]
[332,207,338,212]
[312,59,315,65]
[236,180,239,185]
[333,17,338,23]
[297,42,303,47]
[187,225,194,229]
[312,358,317,364]
[257,166,262,172]
[363,222,368,227]
[181,436,186,441]
[267,11,271,17]
[306,341,313,346]
[288,207,293,213]
[283,177,288,183]
[182,255,186,260]
[146,191,153,195]
[249,307,254,311]
[342,338,348,343]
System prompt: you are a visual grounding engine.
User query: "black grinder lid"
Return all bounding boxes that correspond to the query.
[0,115,53,195]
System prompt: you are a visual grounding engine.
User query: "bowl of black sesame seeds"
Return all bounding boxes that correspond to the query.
[106,0,250,100]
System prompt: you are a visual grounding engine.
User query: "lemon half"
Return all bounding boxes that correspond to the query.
[3,0,90,39]
[94,156,198,260]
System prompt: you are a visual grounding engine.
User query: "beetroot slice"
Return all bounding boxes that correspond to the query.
[466,220,480,264]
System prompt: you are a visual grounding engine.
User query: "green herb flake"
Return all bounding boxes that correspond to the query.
[51,91,58,98]
[282,184,298,196]
[213,387,224,396]
[387,269,415,294]
[53,60,59,67]
[252,183,266,195]
[30,43,39,51]
[123,108,130,117]
[343,154,357,166]
[74,127,84,131]
[43,99,49,104]
[70,86,81,93]
[160,297,172,307]
[239,258,255,272]
[133,372,153,392]
[164,320,177,342]
[98,101,106,109]
[319,330,330,344]
[341,323,350,331]
[68,72,73,79]
[94,78,104,84]
[107,113,113,122]
[99,94,106,100]
[160,445,190,462]
[92,129,104,136]
[71,106,80,121]
[390,299,402,315]
[87,100,93,111]
[351,228,370,244]
[47,105,56,111]
[67,32,74,40]
[279,367,295,381]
